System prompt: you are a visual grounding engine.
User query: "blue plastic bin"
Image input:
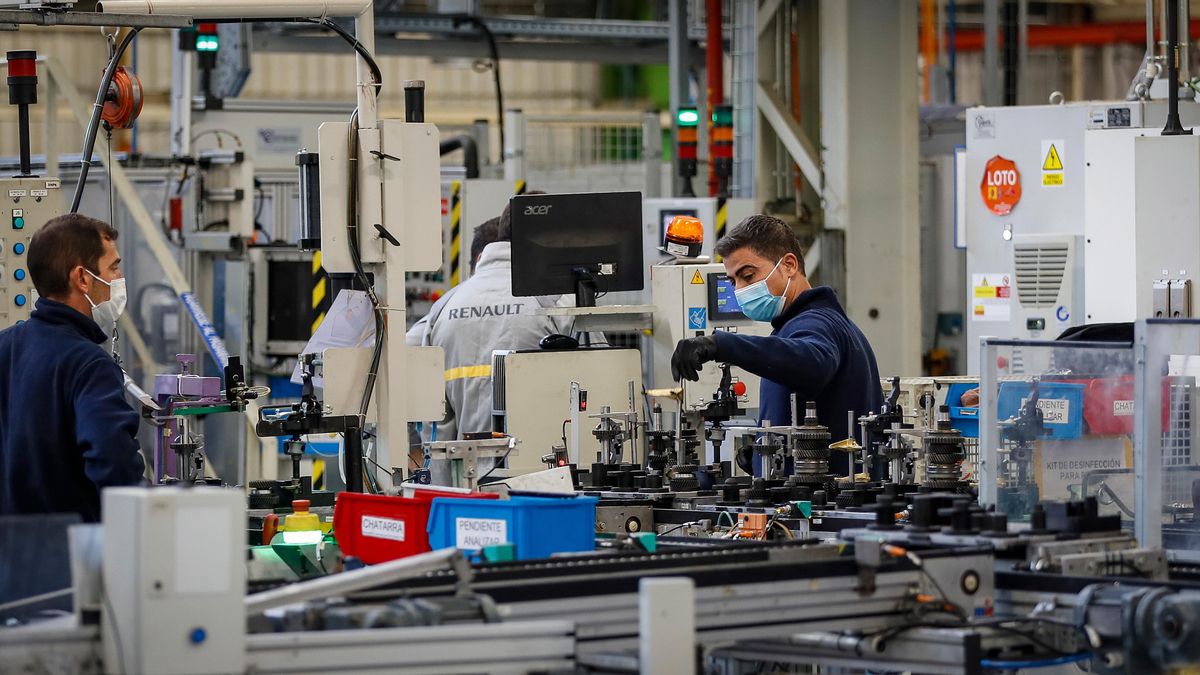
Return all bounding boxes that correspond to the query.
[944,383,980,438]
[996,381,1085,440]
[427,495,598,560]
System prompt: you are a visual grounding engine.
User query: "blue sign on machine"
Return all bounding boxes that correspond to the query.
[688,307,707,330]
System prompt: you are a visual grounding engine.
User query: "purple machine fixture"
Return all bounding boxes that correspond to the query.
[151,353,257,483]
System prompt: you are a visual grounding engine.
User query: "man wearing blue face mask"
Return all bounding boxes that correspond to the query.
[671,215,882,475]
[0,214,145,522]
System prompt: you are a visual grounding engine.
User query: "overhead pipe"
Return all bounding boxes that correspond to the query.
[97,0,370,18]
[440,135,479,179]
[952,19,1200,51]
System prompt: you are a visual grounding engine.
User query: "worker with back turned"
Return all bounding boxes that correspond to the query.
[407,195,588,483]
[671,214,883,475]
[0,214,145,522]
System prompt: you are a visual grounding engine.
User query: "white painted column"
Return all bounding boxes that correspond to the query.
[820,0,922,376]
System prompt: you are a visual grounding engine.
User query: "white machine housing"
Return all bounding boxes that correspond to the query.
[1134,134,1200,318]
[317,119,442,274]
[648,262,769,413]
[493,347,643,474]
[102,487,245,675]
[964,100,1200,372]
[0,177,61,329]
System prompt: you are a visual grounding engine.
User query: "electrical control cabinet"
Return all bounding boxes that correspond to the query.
[649,262,770,414]
[102,487,245,675]
[0,177,62,329]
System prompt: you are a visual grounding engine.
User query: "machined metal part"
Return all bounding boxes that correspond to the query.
[711,626,1032,675]
[246,620,576,674]
[424,436,517,490]
[791,401,832,480]
[922,407,966,490]
[1027,536,1141,573]
[1058,548,1169,580]
[595,503,655,535]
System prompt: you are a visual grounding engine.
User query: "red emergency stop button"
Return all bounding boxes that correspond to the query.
[732,381,747,397]
[997,356,1008,370]
[292,499,310,512]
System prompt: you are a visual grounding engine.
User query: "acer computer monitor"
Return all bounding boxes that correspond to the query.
[509,191,644,307]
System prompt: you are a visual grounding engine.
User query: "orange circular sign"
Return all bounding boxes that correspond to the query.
[981,155,1022,216]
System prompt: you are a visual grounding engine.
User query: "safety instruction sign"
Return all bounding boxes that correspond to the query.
[971,273,1011,322]
[981,155,1021,215]
[688,307,707,330]
[1035,436,1130,502]
[1041,139,1064,188]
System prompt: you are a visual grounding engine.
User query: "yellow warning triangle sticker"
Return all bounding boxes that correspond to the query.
[1042,144,1063,171]
[980,277,989,286]
[690,270,705,285]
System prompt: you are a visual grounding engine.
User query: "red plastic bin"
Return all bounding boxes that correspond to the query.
[334,489,498,564]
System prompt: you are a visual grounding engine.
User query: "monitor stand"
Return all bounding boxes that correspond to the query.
[574,272,598,307]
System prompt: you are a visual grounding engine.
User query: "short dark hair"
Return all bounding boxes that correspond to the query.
[714,214,805,275]
[497,189,547,241]
[28,214,119,298]
[470,217,503,271]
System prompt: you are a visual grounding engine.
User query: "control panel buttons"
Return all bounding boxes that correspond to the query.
[13,242,25,255]
[14,294,26,307]
[13,269,25,281]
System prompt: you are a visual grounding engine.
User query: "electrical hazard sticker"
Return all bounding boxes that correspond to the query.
[1041,139,1064,188]
[691,270,704,285]
[971,273,1011,322]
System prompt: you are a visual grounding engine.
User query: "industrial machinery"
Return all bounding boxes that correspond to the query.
[0,174,59,329]
[647,261,768,417]
[148,353,262,484]
[963,99,1200,372]
[1,51,62,330]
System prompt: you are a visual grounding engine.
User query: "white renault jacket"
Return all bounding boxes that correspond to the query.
[406,241,575,445]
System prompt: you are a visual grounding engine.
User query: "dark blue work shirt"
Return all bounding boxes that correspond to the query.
[0,298,144,522]
[712,286,883,474]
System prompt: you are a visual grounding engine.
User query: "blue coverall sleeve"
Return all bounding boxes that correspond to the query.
[73,357,146,489]
[711,322,842,400]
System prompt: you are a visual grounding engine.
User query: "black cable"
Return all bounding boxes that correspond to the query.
[658,522,693,536]
[453,16,504,153]
[297,17,383,94]
[479,442,515,483]
[71,27,143,213]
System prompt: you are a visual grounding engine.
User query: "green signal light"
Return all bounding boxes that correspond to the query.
[196,36,219,52]
[676,108,699,127]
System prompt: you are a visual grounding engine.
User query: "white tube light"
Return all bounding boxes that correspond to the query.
[97,0,371,19]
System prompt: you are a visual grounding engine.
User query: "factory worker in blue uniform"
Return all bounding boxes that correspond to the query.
[0,214,145,522]
[671,214,883,475]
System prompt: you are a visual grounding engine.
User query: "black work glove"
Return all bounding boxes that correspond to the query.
[671,335,718,382]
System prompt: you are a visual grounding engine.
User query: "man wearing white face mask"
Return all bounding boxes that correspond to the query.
[0,214,144,522]
[671,215,882,476]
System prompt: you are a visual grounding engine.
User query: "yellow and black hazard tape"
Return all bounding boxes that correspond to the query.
[311,250,331,335]
[449,180,462,286]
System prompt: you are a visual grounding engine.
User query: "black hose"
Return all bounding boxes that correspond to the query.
[1163,0,1192,135]
[71,27,142,213]
[453,16,504,155]
[440,135,480,178]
